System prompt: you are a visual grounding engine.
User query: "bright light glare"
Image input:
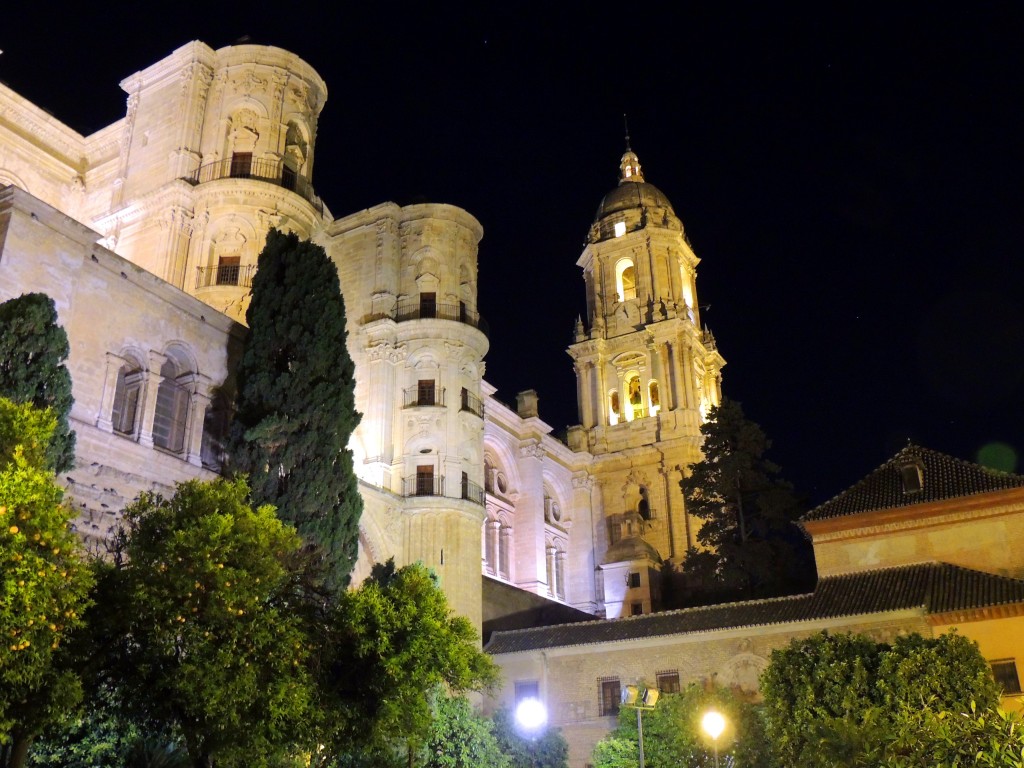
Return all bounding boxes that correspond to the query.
[516,697,547,730]
[702,710,726,740]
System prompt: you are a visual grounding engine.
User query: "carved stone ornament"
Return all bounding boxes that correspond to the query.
[518,441,544,459]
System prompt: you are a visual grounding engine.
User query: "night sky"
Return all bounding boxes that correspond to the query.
[2,6,1022,505]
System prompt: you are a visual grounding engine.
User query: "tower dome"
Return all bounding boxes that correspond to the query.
[588,147,683,243]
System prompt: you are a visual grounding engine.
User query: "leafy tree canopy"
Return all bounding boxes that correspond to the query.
[421,696,510,768]
[0,399,92,768]
[90,478,316,768]
[228,229,361,593]
[0,293,75,474]
[314,561,498,766]
[760,630,1001,767]
[678,398,814,604]
[591,682,769,768]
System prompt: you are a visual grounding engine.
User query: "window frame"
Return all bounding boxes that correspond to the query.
[598,678,621,717]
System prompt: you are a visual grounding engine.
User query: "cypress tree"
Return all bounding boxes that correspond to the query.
[679,398,815,603]
[228,229,362,592]
[0,292,76,473]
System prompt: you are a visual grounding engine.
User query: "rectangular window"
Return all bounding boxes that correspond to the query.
[656,671,681,694]
[417,379,436,406]
[599,678,621,717]
[230,152,252,177]
[992,659,1022,694]
[415,465,434,496]
[515,680,540,704]
[420,292,437,318]
[628,572,641,589]
[631,602,643,616]
[216,255,241,286]
[281,164,297,191]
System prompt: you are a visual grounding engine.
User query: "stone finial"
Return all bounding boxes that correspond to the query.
[516,389,539,419]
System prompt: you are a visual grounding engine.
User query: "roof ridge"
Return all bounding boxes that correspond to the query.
[803,443,1024,523]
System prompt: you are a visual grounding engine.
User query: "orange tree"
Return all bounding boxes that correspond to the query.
[0,399,93,768]
[91,479,316,768]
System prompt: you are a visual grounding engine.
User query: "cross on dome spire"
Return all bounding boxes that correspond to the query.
[619,116,644,184]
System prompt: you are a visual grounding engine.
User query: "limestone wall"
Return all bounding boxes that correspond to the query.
[0,185,243,550]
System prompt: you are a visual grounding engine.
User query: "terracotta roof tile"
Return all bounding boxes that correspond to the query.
[484,563,1024,654]
[802,444,1024,523]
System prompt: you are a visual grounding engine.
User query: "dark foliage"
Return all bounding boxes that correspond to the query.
[0,293,76,473]
[227,229,361,592]
[677,399,815,605]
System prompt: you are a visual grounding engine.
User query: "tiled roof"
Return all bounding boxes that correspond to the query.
[802,444,1024,523]
[484,562,1024,654]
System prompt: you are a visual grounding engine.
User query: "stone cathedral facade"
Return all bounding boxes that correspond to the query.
[0,40,725,633]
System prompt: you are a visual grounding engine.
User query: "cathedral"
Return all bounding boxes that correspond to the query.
[3,40,1023,768]
[0,40,723,632]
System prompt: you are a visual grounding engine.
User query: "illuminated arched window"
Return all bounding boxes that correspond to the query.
[626,374,643,421]
[649,380,660,416]
[615,259,636,302]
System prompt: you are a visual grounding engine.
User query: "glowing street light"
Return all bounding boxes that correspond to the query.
[515,697,548,732]
[702,709,726,768]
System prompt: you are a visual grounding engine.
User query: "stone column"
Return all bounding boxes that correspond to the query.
[137,351,167,448]
[680,342,696,410]
[96,353,125,432]
[185,374,213,467]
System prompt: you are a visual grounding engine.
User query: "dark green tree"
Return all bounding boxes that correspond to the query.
[421,696,510,768]
[591,683,769,768]
[679,398,814,604]
[228,229,361,592]
[490,707,569,768]
[760,630,1001,768]
[313,561,498,767]
[0,293,75,474]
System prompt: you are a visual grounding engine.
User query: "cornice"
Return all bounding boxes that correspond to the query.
[0,84,86,168]
[804,486,1024,543]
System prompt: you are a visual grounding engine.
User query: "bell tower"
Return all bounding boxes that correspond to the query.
[567,145,725,618]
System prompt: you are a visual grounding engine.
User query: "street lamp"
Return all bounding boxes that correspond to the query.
[515,697,547,732]
[702,709,726,768]
[621,685,660,768]
[515,698,547,768]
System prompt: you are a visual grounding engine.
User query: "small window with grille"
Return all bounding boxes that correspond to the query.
[991,659,1022,694]
[656,670,681,694]
[598,678,621,716]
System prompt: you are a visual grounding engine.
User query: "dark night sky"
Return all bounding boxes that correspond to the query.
[2,5,1022,505]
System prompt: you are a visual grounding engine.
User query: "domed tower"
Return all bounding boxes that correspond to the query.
[92,41,328,323]
[567,145,725,618]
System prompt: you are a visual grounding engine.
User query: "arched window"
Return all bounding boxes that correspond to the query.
[638,487,652,521]
[153,359,190,454]
[111,359,144,437]
[615,259,637,302]
[483,513,512,581]
[649,380,660,416]
[626,373,643,421]
[546,539,567,600]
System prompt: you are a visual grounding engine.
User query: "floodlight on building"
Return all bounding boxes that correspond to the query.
[620,685,660,768]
